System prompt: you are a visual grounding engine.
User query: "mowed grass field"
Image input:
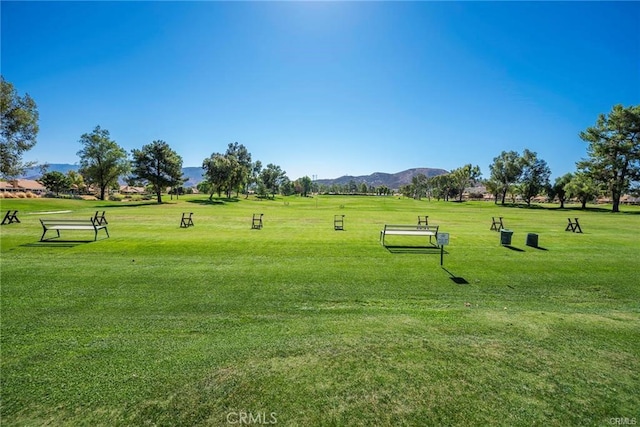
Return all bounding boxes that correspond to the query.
[1,195,638,426]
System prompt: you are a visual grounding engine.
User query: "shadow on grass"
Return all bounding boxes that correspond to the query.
[503,245,525,252]
[188,198,240,205]
[97,202,161,208]
[527,245,549,251]
[441,267,470,285]
[23,240,93,248]
[384,245,443,254]
[494,203,640,215]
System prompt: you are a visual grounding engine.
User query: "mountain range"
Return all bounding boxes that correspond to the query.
[314,168,448,189]
[20,165,449,190]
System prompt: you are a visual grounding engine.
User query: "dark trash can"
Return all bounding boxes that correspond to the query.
[526,233,538,248]
[500,229,513,245]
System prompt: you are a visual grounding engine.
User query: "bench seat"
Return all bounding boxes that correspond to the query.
[40,218,109,241]
[380,224,439,246]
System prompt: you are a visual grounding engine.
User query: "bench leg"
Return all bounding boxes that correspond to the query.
[40,229,60,241]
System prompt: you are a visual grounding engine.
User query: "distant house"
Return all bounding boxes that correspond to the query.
[620,195,640,205]
[0,181,15,192]
[1,179,47,194]
[17,179,47,194]
[119,185,146,195]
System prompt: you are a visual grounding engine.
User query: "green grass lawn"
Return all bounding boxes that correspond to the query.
[1,195,639,426]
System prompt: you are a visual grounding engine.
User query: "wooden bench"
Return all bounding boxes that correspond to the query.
[93,211,108,225]
[180,212,194,228]
[380,224,439,246]
[490,216,504,231]
[565,217,582,233]
[40,217,109,241]
[1,210,20,225]
[334,215,345,230]
[251,213,263,229]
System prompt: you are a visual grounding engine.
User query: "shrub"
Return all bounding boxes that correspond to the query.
[109,193,125,202]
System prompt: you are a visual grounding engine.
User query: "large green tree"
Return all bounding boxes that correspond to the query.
[0,76,39,179]
[548,172,573,208]
[131,140,184,203]
[66,170,86,194]
[489,151,523,205]
[224,142,252,197]
[483,179,501,204]
[451,164,482,202]
[202,143,253,199]
[259,163,286,199]
[202,152,233,199]
[578,104,640,212]
[39,171,71,196]
[411,173,430,200]
[297,176,312,197]
[519,149,551,206]
[429,174,455,201]
[565,172,601,209]
[77,126,130,200]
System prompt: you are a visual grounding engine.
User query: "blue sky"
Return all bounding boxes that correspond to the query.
[2,1,639,181]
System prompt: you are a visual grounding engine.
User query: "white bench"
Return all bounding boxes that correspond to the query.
[40,218,109,241]
[380,224,439,246]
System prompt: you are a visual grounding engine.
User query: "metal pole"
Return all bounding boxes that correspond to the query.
[440,245,444,266]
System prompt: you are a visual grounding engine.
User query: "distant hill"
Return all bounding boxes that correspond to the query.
[21,164,80,180]
[181,167,205,187]
[20,165,447,189]
[315,168,449,189]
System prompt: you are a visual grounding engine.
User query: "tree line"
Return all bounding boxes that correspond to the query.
[2,76,639,211]
[42,126,297,204]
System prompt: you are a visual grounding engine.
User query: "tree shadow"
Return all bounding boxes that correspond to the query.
[495,203,640,215]
[188,197,239,205]
[97,202,160,208]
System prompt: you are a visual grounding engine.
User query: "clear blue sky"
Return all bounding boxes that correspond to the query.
[2,1,639,181]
